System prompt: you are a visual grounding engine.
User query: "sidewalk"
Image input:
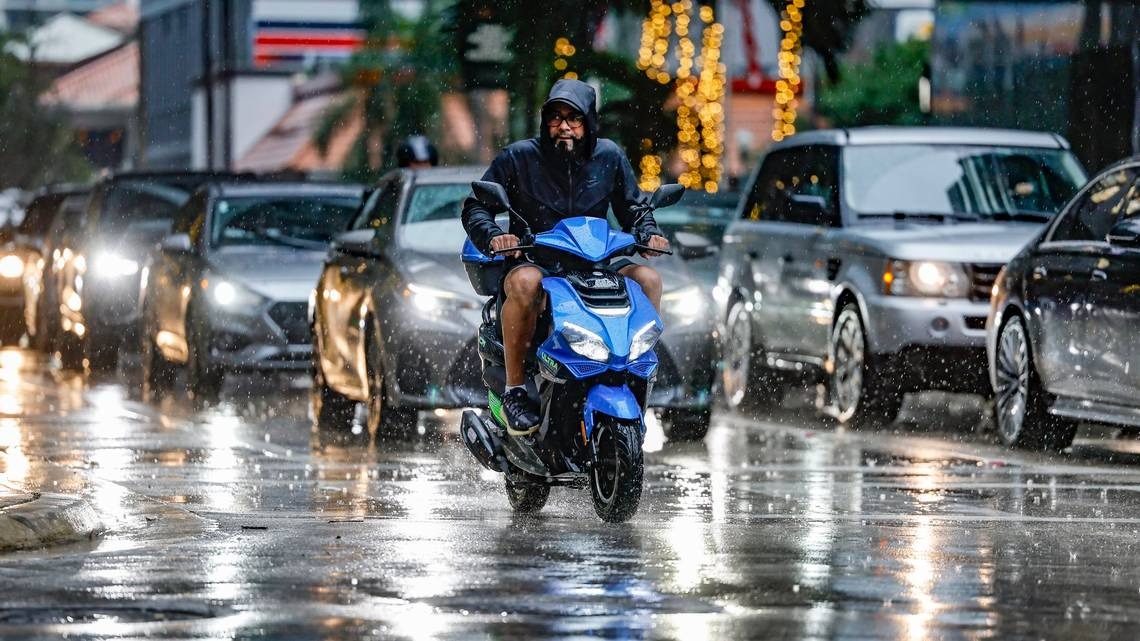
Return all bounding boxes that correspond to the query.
[0,486,105,552]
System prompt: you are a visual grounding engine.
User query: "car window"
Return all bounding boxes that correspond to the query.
[1049,167,1138,243]
[210,194,360,249]
[19,194,64,236]
[398,183,471,254]
[93,180,189,232]
[741,146,838,225]
[843,145,1085,219]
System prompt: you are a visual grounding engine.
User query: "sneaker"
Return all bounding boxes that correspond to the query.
[502,387,540,436]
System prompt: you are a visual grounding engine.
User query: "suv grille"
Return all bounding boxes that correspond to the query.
[268,302,310,344]
[967,264,1002,302]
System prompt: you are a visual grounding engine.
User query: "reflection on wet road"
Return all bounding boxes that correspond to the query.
[0,349,1139,639]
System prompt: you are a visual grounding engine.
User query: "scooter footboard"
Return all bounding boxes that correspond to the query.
[583,384,644,440]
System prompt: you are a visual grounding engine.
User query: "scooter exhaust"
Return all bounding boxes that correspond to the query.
[460,410,506,473]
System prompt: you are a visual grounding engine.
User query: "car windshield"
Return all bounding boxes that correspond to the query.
[211,194,360,249]
[398,184,470,254]
[843,145,1086,220]
[100,181,190,232]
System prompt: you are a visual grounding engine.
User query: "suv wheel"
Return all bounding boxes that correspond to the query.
[364,324,417,438]
[721,299,783,411]
[310,327,355,428]
[141,315,176,400]
[993,315,1077,451]
[662,408,711,441]
[57,331,85,372]
[830,304,902,428]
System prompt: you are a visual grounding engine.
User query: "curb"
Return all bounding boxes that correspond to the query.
[0,492,105,552]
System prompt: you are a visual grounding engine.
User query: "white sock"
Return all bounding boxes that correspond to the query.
[506,384,526,395]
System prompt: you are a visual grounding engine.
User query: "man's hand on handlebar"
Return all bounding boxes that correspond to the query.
[640,234,671,258]
[490,234,522,258]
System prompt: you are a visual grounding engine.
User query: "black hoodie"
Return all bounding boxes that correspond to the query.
[462,79,662,253]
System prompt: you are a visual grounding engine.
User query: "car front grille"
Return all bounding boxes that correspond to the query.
[967,263,1003,302]
[267,302,309,344]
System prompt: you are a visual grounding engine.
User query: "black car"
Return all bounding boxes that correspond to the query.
[988,157,1140,450]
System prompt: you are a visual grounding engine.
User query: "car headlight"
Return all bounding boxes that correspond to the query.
[0,255,22,279]
[92,252,139,278]
[883,260,969,298]
[205,277,263,308]
[629,321,662,360]
[661,284,704,325]
[402,283,479,316]
[562,322,610,362]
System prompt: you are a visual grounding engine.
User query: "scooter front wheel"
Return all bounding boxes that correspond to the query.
[590,420,644,523]
[505,475,550,513]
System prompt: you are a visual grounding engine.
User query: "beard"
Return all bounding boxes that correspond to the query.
[550,132,581,156]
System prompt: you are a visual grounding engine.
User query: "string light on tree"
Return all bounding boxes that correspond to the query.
[772,0,804,142]
[553,37,578,80]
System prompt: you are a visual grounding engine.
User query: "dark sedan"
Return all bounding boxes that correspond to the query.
[988,157,1140,450]
[310,167,717,438]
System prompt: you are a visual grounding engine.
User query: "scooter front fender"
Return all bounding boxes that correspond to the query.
[583,384,644,440]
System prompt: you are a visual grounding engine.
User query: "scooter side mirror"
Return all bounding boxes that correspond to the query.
[471,181,511,214]
[673,231,717,260]
[649,184,685,209]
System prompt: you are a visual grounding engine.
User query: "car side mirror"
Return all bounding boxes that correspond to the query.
[650,184,685,209]
[471,181,510,214]
[333,229,381,258]
[673,231,717,260]
[1107,218,1140,248]
[160,233,192,254]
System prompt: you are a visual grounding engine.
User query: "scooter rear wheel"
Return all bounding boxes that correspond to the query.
[505,475,550,513]
[590,420,643,523]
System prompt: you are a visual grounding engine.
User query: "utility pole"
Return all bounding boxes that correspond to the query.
[202,0,215,169]
[221,0,233,169]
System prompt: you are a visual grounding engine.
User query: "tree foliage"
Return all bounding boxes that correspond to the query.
[767,0,869,84]
[0,33,90,190]
[816,38,929,128]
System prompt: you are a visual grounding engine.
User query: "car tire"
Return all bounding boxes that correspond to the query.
[186,305,223,401]
[663,408,711,441]
[310,326,355,428]
[829,304,902,428]
[992,314,1077,451]
[85,330,119,374]
[0,308,24,346]
[140,316,176,401]
[720,299,783,411]
[364,326,417,438]
[57,331,85,372]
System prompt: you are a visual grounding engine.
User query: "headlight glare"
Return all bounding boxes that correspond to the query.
[661,284,704,324]
[884,260,969,298]
[629,321,662,360]
[0,255,23,279]
[206,277,261,308]
[93,252,139,278]
[403,283,477,316]
[562,322,610,362]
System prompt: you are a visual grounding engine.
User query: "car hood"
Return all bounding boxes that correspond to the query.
[208,247,327,301]
[402,250,489,305]
[847,222,1044,263]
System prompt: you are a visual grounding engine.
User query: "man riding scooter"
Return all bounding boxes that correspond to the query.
[462,79,671,437]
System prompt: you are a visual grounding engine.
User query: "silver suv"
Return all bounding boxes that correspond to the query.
[714,127,1087,426]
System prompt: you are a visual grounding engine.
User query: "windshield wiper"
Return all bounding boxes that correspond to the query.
[860,211,985,223]
[248,228,328,250]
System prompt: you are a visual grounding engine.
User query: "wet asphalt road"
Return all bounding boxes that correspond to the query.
[1,350,1140,639]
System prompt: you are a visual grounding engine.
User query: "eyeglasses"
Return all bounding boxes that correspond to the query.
[547,113,585,127]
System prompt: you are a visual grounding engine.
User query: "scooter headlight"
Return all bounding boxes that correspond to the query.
[562,322,610,362]
[629,321,662,360]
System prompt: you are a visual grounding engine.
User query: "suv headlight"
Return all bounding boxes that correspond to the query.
[629,321,662,360]
[562,322,610,362]
[883,260,969,298]
[661,285,704,325]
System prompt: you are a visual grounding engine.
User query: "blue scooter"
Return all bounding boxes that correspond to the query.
[459,180,684,522]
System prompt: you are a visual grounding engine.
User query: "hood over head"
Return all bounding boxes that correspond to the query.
[540,79,598,158]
